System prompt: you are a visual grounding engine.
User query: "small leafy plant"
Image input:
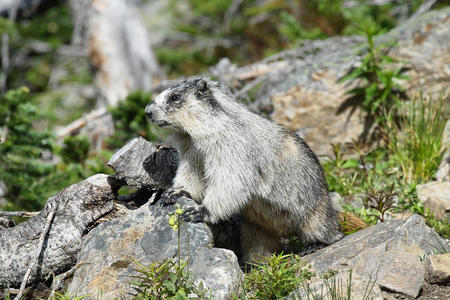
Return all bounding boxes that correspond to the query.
[131,206,209,299]
[240,253,314,299]
[340,27,407,130]
[366,183,396,222]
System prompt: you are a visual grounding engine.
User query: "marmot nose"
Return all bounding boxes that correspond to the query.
[145,105,153,119]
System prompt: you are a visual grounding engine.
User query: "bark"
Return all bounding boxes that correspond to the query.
[0,174,121,288]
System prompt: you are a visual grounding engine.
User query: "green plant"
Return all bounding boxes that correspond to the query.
[131,207,209,299]
[277,12,324,45]
[59,135,91,165]
[386,95,447,183]
[241,253,314,299]
[366,183,396,222]
[340,27,407,129]
[0,87,54,210]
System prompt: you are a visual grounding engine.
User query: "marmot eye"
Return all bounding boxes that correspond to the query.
[169,94,179,102]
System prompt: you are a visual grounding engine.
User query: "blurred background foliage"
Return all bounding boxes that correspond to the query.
[0,0,448,216]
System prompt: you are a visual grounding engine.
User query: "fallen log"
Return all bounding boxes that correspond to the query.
[0,174,121,289]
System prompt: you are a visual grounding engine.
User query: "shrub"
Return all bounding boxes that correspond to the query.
[0,87,54,210]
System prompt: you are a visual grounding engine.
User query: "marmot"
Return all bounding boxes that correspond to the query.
[145,77,343,262]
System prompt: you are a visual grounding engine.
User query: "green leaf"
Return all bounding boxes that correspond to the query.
[342,159,360,169]
[163,280,176,293]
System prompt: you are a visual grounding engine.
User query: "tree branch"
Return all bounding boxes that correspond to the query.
[0,211,39,218]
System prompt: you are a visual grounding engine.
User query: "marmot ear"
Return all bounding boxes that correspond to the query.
[196,79,208,96]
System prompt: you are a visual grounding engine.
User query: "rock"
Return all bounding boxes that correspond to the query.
[189,248,243,299]
[329,192,343,212]
[302,215,450,298]
[418,181,450,221]
[288,270,383,300]
[436,120,450,182]
[0,174,118,288]
[222,9,450,157]
[351,248,424,298]
[68,196,242,299]
[424,253,450,285]
[108,137,179,189]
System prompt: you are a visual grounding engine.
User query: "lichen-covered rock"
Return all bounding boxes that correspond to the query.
[68,196,242,299]
[288,270,383,300]
[424,253,450,285]
[302,215,450,298]
[189,248,243,299]
[108,137,179,189]
[224,8,450,156]
[418,181,450,222]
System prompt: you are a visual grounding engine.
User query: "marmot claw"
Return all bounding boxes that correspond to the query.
[160,189,191,206]
[181,205,210,223]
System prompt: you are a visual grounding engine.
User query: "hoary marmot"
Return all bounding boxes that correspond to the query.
[145,77,343,262]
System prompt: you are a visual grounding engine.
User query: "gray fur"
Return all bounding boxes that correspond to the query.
[145,77,343,262]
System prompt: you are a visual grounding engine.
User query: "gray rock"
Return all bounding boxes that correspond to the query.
[189,248,243,299]
[108,137,179,189]
[418,181,450,222]
[68,196,242,299]
[329,192,343,212]
[351,248,424,298]
[424,253,450,285]
[288,270,383,300]
[302,215,449,298]
[224,9,450,156]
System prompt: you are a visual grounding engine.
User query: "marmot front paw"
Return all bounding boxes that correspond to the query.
[160,188,191,206]
[182,205,210,223]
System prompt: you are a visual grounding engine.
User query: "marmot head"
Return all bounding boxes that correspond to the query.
[145,77,225,134]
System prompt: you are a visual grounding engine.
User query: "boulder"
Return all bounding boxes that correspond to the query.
[220,8,450,157]
[107,137,179,190]
[424,253,450,285]
[68,196,242,299]
[288,270,383,300]
[302,214,450,298]
[418,181,450,222]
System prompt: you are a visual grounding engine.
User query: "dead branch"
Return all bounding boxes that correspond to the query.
[56,107,108,138]
[15,210,55,300]
[0,174,118,288]
[0,211,39,218]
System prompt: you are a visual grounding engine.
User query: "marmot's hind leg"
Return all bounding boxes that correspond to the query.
[241,221,281,263]
[299,200,343,253]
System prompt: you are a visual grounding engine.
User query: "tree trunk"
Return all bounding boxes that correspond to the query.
[70,0,160,107]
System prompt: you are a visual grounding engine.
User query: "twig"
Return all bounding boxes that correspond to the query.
[0,211,39,218]
[222,0,244,32]
[7,288,20,295]
[56,107,108,138]
[407,0,437,23]
[14,209,55,300]
[48,267,75,299]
